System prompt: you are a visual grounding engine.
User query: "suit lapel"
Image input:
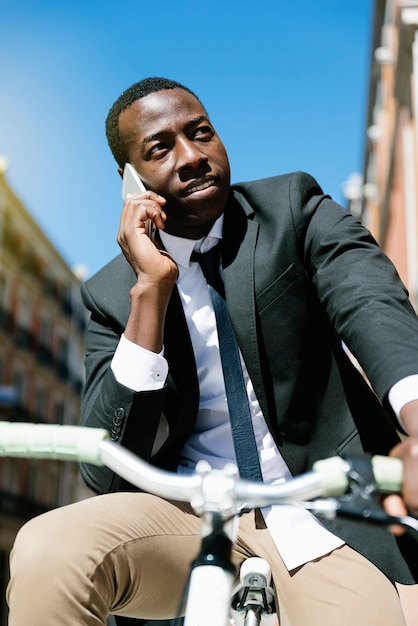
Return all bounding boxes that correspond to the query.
[222,193,270,422]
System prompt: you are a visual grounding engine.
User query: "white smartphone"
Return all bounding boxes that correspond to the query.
[121,163,156,241]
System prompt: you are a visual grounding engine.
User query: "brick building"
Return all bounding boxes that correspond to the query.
[345,0,418,312]
[0,160,89,624]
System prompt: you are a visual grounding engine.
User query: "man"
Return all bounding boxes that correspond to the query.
[7,77,418,625]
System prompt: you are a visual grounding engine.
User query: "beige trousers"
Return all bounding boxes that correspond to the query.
[7,492,407,626]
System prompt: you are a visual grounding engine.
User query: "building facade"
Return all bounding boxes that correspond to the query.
[346,0,418,311]
[0,160,89,624]
[343,3,418,622]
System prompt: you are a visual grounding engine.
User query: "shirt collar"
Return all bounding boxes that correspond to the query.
[159,214,224,269]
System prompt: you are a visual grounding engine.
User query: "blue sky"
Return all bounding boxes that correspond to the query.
[0,0,373,278]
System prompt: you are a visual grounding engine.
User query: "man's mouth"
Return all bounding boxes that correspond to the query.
[183,178,216,196]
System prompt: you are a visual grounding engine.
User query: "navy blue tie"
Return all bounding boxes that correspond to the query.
[191,244,263,482]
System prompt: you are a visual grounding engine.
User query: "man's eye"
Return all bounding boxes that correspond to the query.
[195,127,214,140]
[149,143,168,156]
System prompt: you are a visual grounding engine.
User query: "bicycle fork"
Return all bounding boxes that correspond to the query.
[183,511,237,626]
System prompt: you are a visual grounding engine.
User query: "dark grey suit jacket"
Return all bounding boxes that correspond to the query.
[80,172,418,583]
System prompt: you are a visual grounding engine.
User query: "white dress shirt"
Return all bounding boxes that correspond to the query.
[111,216,418,570]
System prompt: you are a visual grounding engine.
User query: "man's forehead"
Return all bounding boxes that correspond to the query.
[124,88,205,126]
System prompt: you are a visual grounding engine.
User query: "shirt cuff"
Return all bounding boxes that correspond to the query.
[388,375,418,433]
[111,334,168,392]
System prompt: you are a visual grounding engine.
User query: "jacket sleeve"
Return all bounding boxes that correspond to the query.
[290,172,418,403]
[79,277,166,494]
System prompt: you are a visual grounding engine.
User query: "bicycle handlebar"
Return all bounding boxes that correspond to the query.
[0,421,403,507]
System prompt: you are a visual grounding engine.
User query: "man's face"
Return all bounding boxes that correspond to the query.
[118,88,231,238]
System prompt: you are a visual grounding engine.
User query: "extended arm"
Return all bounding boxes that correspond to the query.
[292,172,418,516]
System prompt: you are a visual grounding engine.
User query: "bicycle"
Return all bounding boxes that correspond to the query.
[1,420,417,626]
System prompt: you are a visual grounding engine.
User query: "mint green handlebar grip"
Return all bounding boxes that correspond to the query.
[0,422,109,465]
[313,455,403,496]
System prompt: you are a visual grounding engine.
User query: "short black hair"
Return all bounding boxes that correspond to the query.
[105,77,204,167]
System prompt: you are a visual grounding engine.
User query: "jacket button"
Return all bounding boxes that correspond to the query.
[111,408,125,440]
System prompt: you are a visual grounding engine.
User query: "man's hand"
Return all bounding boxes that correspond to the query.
[117,190,178,285]
[385,399,418,528]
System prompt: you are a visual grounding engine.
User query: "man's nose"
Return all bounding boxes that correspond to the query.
[176,137,208,172]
